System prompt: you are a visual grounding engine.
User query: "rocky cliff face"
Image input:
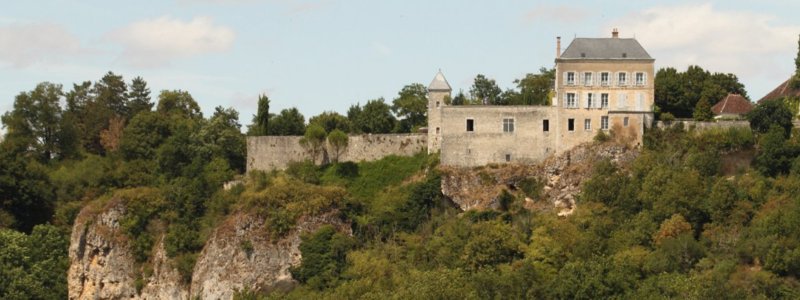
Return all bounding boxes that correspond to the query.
[440,142,638,214]
[68,200,349,300]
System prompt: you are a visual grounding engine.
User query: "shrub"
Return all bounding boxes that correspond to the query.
[285,160,321,184]
[594,129,610,143]
[660,112,676,122]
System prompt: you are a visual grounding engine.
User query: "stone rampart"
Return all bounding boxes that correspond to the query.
[246,133,427,171]
[655,120,750,130]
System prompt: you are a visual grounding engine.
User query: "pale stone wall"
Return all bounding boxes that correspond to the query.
[655,120,750,130]
[427,90,450,153]
[555,59,655,112]
[246,133,427,171]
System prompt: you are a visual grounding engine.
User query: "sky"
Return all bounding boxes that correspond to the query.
[1,0,799,132]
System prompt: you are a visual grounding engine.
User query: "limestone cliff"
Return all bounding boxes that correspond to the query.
[68,200,349,299]
[440,142,638,214]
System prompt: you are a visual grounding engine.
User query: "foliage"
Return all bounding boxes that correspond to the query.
[0,225,69,299]
[512,67,555,105]
[0,151,54,232]
[127,76,152,117]
[391,83,428,131]
[793,34,800,89]
[309,111,350,134]
[249,94,270,136]
[693,96,714,121]
[299,124,327,164]
[326,129,348,163]
[748,99,794,137]
[347,99,396,134]
[655,65,747,118]
[1,82,67,161]
[290,225,356,290]
[269,108,306,136]
[469,74,502,105]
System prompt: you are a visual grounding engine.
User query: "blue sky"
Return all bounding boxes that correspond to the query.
[1,0,799,130]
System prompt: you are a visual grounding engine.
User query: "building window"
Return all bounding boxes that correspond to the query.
[435,127,440,134]
[635,72,645,85]
[583,72,593,86]
[586,93,594,108]
[568,118,575,131]
[505,154,511,162]
[503,118,515,133]
[600,72,610,86]
[618,93,627,109]
[617,72,627,86]
[601,116,609,130]
[584,119,591,131]
[436,101,440,108]
[566,93,576,108]
[624,117,629,127]
[543,119,549,132]
[466,119,474,132]
[601,93,609,108]
[566,72,575,85]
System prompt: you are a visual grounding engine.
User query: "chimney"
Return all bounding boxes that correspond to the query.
[612,28,619,38]
[556,36,561,58]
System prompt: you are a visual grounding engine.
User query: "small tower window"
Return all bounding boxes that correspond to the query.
[543,119,549,132]
[505,154,511,162]
[436,101,440,108]
[466,119,474,132]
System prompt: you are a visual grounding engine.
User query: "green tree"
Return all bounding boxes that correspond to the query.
[747,99,793,136]
[127,76,152,117]
[1,82,65,161]
[0,225,69,299]
[309,111,350,133]
[94,71,129,119]
[350,98,396,134]
[269,107,305,136]
[156,90,202,120]
[300,124,327,164]
[693,96,713,121]
[119,111,171,160]
[792,34,800,89]
[754,125,796,176]
[198,106,246,172]
[290,225,355,290]
[327,129,348,163]
[451,90,468,106]
[513,67,555,105]
[249,94,270,136]
[469,74,502,105]
[655,65,748,118]
[391,83,428,132]
[0,151,54,232]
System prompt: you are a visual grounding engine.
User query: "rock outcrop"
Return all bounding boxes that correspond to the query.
[440,142,638,214]
[68,200,349,299]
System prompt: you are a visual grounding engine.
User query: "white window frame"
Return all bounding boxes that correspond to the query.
[617,72,628,86]
[600,72,610,86]
[566,72,576,86]
[635,72,646,86]
[583,72,593,86]
[584,118,591,131]
[566,92,577,108]
[502,118,515,133]
[601,116,609,130]
[601,93,609,109]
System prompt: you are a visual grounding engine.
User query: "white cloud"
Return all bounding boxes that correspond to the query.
[0,22,84,68]
[108,16,235,67]
[524,4,589,23]
[611,3,799,86]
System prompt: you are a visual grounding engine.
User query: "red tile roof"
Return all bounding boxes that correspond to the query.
[758,77,800,103]
[712,93,753,115]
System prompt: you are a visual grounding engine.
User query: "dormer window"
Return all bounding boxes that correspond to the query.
[566,72,576,85]
[583,72,593,86]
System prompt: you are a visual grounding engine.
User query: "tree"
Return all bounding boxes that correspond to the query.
[119,111,171,160]
[309,111,350,133]
[793,34,800,89]
[693,96,713,121]
[0,151,55,232]
[156,90,202,120]
[198,106,246,172]
[391,83,428,131]
[451,90,468,106]
[249,94,270,136]
[655,65,748,118]
[327,129,348,163]
[0,225,69,299]
[300,124,327,164]
[514,67,555,105]
[290,225,355,290]
[747,99,793,136]
[1,82,65,161]
[94,71,129,119]
[754,125,796,176]
[127,76,152,117]
[359,98,396,133]
[269,108,305,136]
[99,116,125,153]
[469,74,502,105]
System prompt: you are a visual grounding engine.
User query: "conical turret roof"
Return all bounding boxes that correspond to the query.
[428,70,452,92]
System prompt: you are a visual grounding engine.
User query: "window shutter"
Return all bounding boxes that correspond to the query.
[563,93,568,107]
[585,93,590,108]
[644,73,648,85]
[575,93,580,108]
[563,72,567,85]
[594,93,599,108]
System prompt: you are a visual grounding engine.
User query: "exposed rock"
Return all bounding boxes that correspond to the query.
[440,142,639,214]
[68,199,350,299]
[191,211,350,299]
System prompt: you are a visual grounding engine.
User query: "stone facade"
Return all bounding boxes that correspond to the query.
[247,134,426,171]
[429,30,654,167]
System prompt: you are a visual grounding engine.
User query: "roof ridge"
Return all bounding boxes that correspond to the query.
[720,94,730,113]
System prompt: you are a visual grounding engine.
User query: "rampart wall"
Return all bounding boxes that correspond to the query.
[246,133,427,171]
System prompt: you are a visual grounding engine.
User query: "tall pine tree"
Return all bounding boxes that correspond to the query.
[250,94,270,136]
[127,76,152,117]
[793,34,800,88]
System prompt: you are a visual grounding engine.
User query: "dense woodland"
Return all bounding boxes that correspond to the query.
[2,39,800,299]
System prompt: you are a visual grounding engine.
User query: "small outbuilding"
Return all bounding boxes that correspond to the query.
[712,93,753,119]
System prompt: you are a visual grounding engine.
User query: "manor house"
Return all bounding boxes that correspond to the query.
[427,29,654,167]
[246,30,654,171]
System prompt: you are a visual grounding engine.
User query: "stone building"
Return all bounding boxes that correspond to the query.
[428,29,654,167]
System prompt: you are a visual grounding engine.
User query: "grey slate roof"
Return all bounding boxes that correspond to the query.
[428,71,452,91]
[560,38,652,60]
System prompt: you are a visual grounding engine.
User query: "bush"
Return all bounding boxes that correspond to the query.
[290,225,355,290]
[660,112,676,122]
[594,129,610,143]
[285,160,321,184]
